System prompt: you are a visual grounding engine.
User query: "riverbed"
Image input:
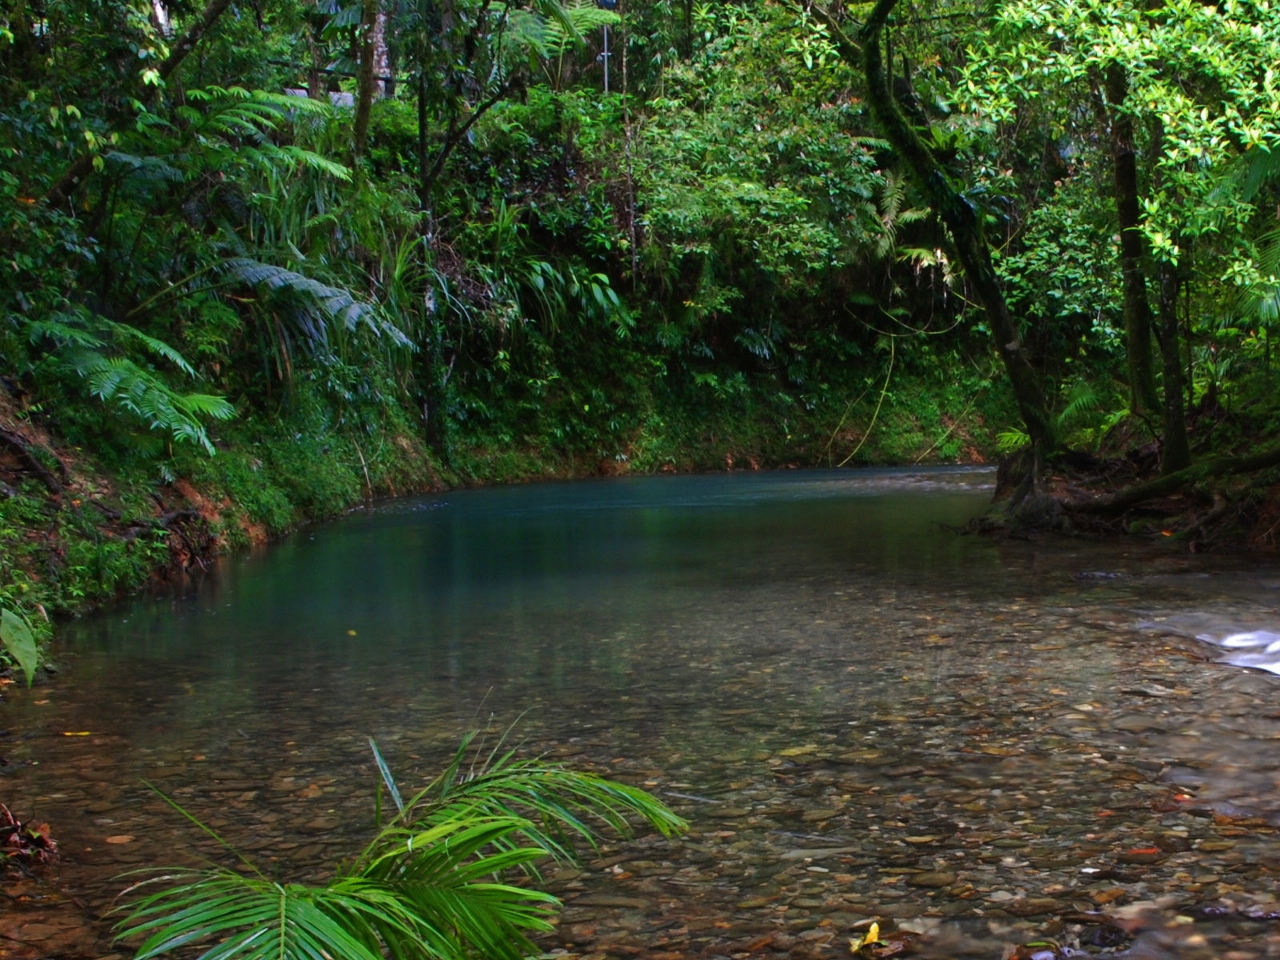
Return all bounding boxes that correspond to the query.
[3,468,1280,958]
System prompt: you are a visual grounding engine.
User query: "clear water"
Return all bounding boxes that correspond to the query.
[6,467,1280,958]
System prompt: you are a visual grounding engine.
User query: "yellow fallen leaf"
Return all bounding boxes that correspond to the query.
[849,921,879,953]
[105,835,135,844]
[62,731,92,737]
[347,629,357,636]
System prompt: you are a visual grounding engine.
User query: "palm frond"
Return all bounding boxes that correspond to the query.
[114,734,684,960]
[119,871,417,960]
[1056,379,1098,430]
[28,312,234,453]
[389,732,687,864]
[78,355,234,454]
[1238,227,1280,324]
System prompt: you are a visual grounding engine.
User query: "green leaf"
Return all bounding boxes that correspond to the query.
[1,608,39,687]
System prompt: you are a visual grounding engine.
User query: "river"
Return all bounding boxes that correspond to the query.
[4,467,1280,958]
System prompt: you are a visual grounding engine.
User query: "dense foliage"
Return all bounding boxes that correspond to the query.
[4,0,1280,663]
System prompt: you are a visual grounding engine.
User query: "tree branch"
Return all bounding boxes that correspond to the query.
[44,0,235,207]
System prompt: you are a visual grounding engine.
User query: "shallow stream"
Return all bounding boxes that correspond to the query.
[5,468,1280,958]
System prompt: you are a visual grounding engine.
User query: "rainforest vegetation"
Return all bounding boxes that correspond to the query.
[4,0,1280,668]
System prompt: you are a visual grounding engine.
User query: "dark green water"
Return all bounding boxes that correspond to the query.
[7,467,1280,958]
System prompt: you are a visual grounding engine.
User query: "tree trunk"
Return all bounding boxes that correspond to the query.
[1104,63,1161,420]
[352,0,380,160]
[373,9,392,97]
[307,19,326,100]
[833,0,1052,457]
[1156,259,1192,473]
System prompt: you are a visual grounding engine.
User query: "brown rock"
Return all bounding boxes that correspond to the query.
[907,871,956,888]
[1004,898,1060,917]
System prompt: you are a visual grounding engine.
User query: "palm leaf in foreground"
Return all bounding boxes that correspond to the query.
[118,819,556,960]
[114,733,686,960]
[380,730,688,866]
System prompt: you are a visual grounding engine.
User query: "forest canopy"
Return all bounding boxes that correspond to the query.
[3,0,1280,516]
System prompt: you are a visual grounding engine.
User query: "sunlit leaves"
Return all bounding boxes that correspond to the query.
[960,0,1280,254]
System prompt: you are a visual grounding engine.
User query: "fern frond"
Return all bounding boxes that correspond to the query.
[1056,380,1098,430]
[1243,145,1280,202]
[996,428,1030,454]
[223,258,410,348]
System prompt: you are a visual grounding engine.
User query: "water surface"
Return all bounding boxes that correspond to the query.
[5,467,1280,958]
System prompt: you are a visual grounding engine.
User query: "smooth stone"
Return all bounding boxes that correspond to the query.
[299,818,340,833]
[1198,841,1235,851]
[907,871,956,888]
[1004,898,1061,917]
[801,808,840,822]
[573,896,650,909]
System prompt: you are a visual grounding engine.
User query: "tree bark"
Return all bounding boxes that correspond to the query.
[373,10,392,97]
[307,20,326,100]
[352,0,380,160]
[817,0,1052,455]
[1156,258,1192,473]
[1104,63,1161,420]
[1149,117,1192,475]
[44,0,235,207]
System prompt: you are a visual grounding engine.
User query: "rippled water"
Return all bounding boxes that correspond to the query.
[5,467,1280,958]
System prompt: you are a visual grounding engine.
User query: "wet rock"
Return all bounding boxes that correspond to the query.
[573,895,651,909]
[1003,899,1060,917]
[907,871,956,888]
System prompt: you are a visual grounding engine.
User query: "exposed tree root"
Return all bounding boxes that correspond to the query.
[0,427,68,495]
[1067,444,1280,513]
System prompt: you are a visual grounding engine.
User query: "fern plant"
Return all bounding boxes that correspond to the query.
[997,379,1101,454]
[114,732,685,960]
[28,312,235,454]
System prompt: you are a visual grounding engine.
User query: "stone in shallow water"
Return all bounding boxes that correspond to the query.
[573,895,651,909]
[1003,898,1060,917]
[907,872,956,888]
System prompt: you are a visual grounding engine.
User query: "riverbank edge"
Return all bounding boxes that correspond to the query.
[0,381,1006,679]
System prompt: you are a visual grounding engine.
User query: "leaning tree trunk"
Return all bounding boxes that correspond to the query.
[1105,64,1161,421]
[819,0,1052,468]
